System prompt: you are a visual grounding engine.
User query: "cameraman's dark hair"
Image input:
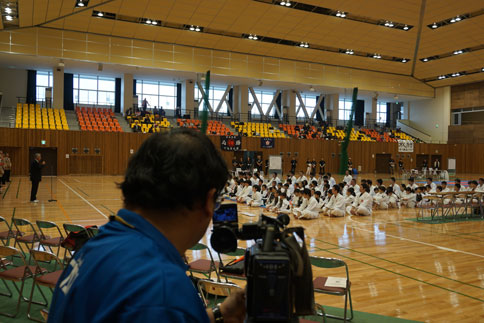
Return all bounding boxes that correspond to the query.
[121,129,228,212]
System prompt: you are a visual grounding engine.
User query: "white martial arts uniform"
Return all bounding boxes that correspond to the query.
[400,192,416,208]
[299,196,321,219]
[387,193,399,208]
[293,197,308,216]
[247,191,263,206]
[356,192,373,216]
[238,185,253,202]
[329,177,336,187]
[374,192,389,209]
[343,175,352,185]
[329,194,346,217]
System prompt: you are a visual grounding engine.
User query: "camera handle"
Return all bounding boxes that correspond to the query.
[262,225,276,252]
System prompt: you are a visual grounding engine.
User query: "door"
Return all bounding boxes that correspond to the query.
[29,147,57,176]
[416,154,429,170]
[375,154,391,174]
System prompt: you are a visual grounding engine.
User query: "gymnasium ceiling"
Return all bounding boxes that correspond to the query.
[2,0,484,88]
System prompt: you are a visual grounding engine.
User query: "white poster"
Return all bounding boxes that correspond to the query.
[269,155,282,170]
[398,140,414,153]
[448,158,456,170]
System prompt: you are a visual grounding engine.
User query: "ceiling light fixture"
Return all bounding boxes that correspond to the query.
[373,54,381,59]
[299,42,309,48]
[77,1,85,7]
[345,49,354,55]
[189,25,195,31]
[401,58,407,63]
[431,23,438,29]
[146,19,152,24]
[151,20,158,25]
[451,72,460,77]
[5,7,12,14]
[438,75,446,80]
[482,67,484,72]
[195,26,201,32]
[450,18,456,23]
[97,12,103,17]
[281,1,291,6]
[248,34,258,40]
[403,25,409,30]
[336,11,346,18]
[455,16,461,21]
[453,50,463,55]
[384,21,394,27]
[5,15,13,21]
[422,58,429,62]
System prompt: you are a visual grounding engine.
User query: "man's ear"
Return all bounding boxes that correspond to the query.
[203,188,217,219]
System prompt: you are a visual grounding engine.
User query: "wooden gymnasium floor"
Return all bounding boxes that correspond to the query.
[1,174,484,323]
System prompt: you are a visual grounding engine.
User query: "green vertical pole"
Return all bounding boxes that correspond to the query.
[200,71,210,134]
[339,87,358,175]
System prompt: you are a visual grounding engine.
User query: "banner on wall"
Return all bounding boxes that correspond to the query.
[398,140,414,153]
[220,136,242,151]
[261,137,275,149]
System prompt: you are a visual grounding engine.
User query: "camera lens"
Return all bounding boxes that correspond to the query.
[210,226,238,254]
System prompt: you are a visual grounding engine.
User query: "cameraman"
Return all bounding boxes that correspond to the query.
[49,129,246,323]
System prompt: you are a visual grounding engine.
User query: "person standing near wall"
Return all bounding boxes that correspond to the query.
[30,153,45,203]
[3,153,11,183]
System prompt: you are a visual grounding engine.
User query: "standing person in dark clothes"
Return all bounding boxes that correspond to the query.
[290,157,297,174]
[30,153,45,203]
[256,155,263,173]
[319,158,326,175]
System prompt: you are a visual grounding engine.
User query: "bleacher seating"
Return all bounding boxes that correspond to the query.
[280,123,416,142]
[177,119,232,136]
[232,122,286,138]
[127,115,171,133]
[15,104,69,130]
[76,107,122,132]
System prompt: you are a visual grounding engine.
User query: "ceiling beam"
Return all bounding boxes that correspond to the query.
[411,0,427,77]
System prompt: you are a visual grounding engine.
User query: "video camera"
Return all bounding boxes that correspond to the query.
[210,204,315,322]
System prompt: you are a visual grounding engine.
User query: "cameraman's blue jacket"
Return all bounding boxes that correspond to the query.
[48,209,209,323]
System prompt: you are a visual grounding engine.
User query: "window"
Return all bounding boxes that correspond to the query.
[194,85,230,113]
[248,90,275,116]
[377,102,387,123]
[73,75,116,106]
[297,94,317,118]
[36,71,53,102]
[338,99,353,121]
[137,80,177,110]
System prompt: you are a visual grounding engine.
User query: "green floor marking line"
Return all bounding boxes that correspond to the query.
[16,178,20,199]
[314,246,484,303]
[100,204,115,215]
[313,238,484,291]
[2,182,11,199]
[387,222,484,243]
[76,187,89,197]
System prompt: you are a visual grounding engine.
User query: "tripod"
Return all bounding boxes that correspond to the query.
[48,166,57,202]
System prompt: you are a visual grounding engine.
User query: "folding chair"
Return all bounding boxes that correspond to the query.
[197,279,241,307]
[217,248,246,282]
[0,246,46,318]
[0,216,17,246]
[12,218,48,262]
[27,250,64,322]
[416,196,440,221]
[467,193,484,219]
[311,256,353,322]
[186,243,220,281]
[36,221,64,258]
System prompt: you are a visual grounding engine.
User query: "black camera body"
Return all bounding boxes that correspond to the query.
[211,204,314,322]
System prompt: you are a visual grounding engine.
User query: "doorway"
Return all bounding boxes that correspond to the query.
[29,147,57,176]
[416,154,429,170]
[375,154,391,174]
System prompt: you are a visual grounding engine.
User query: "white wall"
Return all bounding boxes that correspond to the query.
[0,67,27,107]
[407,87,450,143]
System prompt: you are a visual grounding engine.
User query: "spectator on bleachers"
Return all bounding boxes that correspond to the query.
[160,106,166,117]
[153,106,158,115]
